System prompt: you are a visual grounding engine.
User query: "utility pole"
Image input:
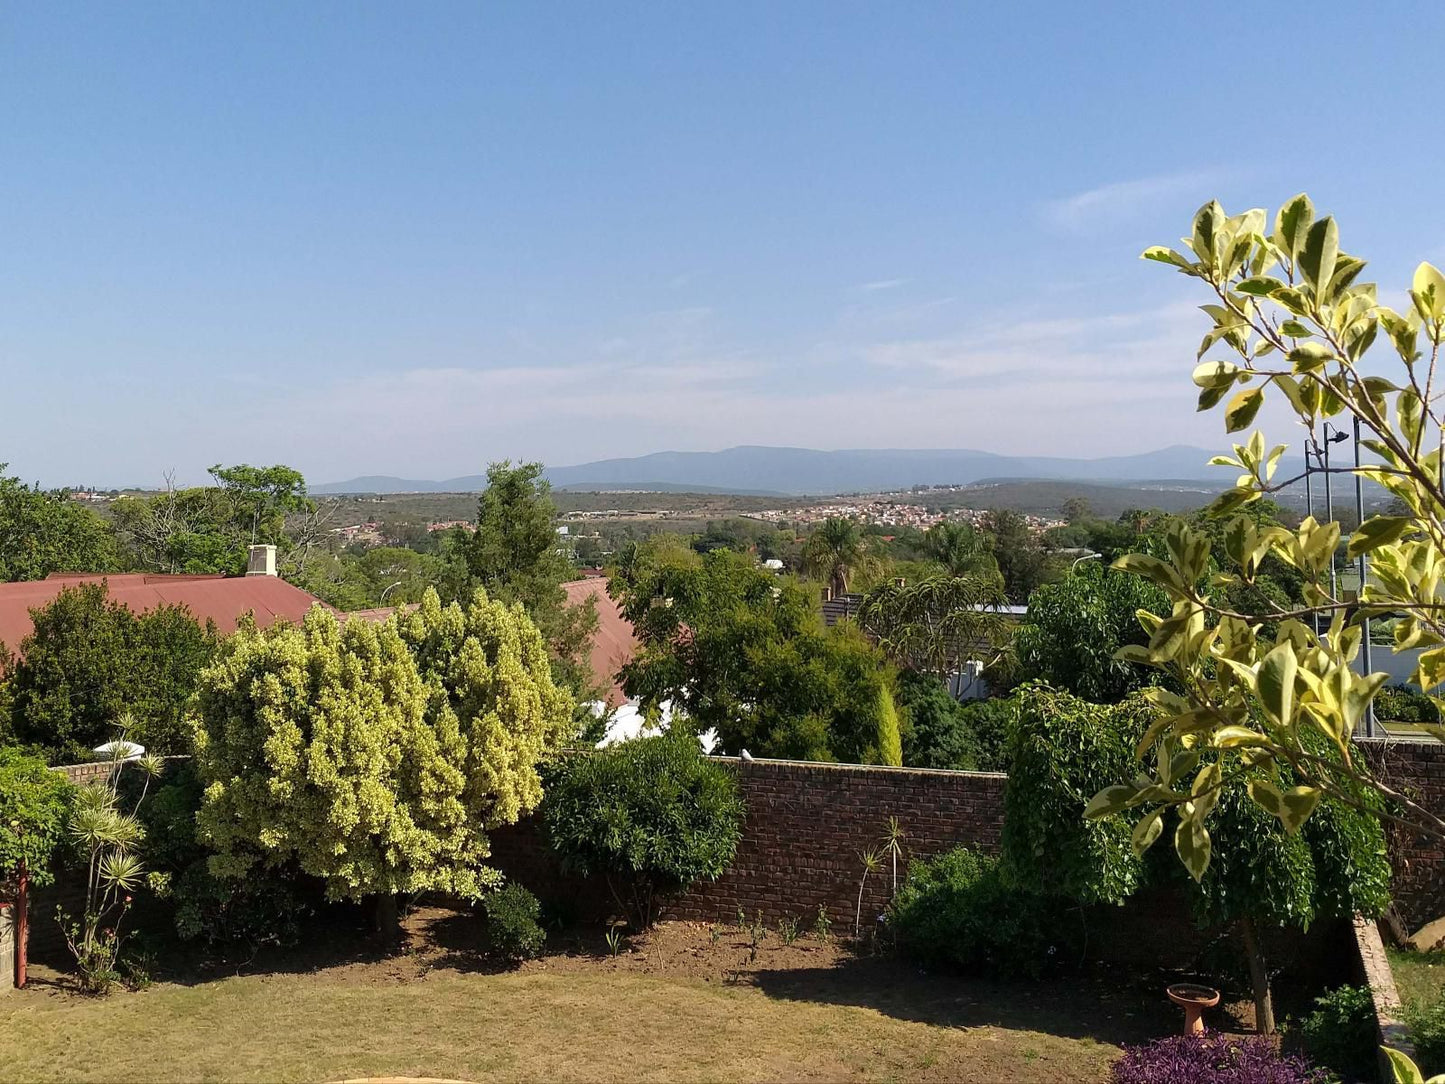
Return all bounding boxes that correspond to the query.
[1354,416,1375,737]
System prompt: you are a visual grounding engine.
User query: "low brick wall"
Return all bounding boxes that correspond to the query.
[23,740,1445,976]
[491,757,1008,928]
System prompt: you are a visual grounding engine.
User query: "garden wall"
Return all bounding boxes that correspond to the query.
[490,757,1008,929]
[489,755,1349,978]
[1359,737,1445,930]
[27,740,1445,972]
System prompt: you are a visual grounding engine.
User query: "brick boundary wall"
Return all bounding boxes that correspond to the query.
[491,757,1008,930]
[17,741,1445,976]
[1358,737,1445,930]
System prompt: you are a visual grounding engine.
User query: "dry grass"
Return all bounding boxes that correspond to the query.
[0,966,1126,1083]
[0,913,1161,1083]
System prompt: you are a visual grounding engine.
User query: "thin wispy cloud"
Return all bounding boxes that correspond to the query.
[1043,171,1229,232]
[863,301,1204,387]
[857,278,908,292]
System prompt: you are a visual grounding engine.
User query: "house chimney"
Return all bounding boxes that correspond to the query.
[246,544,277,577]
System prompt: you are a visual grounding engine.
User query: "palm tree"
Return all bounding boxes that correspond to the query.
[919,521,995,577]
[857,573,1009,675]
[803,517,873,597]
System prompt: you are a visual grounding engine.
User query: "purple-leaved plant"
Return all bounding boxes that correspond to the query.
[1109,1034,1328,1084]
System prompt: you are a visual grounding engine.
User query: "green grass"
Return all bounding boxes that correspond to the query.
[1388,946,1445,1005]
[0,964,1126,1083]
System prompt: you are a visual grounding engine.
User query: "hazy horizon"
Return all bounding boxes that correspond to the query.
[7,4,1440,487]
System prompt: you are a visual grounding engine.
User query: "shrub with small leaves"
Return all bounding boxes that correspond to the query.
[542,728,745,929]
[1109,1034,1328,1084]
[887,845,1065,979]
[483,883,545,962]
[0,745,73,891]
[1375,685,1441,725]
[1405,993,1445,1078]
[1295,983,1377,1083]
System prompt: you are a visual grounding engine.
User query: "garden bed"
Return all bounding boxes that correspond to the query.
[0,905,1203,1083]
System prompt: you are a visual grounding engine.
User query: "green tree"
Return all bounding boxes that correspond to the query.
[858,574,1010,676]
[1007,685,1389,1032]
[918,521,997,577]
[802,517,875,597]
[613,546,899,762]
[297,546,445,611]
[542,727,745,928]
[112,464,322,577]
[193,589,573,921]
[875,682,903,767]
[0,746,74,890]
[1090,197,1445,879]
[7,584,217,762]
[207,463,311,544]
[464,462,598,698]
[895,669,991,771]
[1013,565,1169,703]
[980,509,1055,603]
[0,469,117,582]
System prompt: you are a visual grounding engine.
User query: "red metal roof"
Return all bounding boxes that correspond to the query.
[0,573,333,654]
[563,578,638,707]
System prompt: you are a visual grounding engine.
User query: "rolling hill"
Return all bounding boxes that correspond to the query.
[314,444,1246,496]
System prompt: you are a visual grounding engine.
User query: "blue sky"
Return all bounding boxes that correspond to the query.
[5,3,1443,486]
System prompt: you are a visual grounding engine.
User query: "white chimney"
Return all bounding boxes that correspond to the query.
[246,544,277,577]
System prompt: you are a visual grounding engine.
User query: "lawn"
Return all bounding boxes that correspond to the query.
[1388,946,1445,1005]
[0,910,1173,1083]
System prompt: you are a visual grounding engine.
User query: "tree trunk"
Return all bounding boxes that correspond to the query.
[1239,916,1275,1035]
[371,893,400,939]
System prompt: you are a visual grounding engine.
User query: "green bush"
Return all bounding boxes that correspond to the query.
[483,883,546,961]
[1375,684,1440,724]
[142,762,316,952]
[1002,685,1153,905]
[0,745,74,890]
[1406,995,1445,1077]
[956,696,1018,772]
[8,583,217,762]
[887,846,1064,978]
[1295,983,1377,1083]
[542,729,745,928]
[897,670,979,770]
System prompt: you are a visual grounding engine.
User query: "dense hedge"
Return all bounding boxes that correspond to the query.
[542,728,745,928]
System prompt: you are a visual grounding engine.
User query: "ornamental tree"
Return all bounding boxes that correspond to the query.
[612,545,900,763]
[1013,564,1169,703]
[0,745,73,890]
[542,727,745,928]
[1008,685,1388,1033]
[1087,196,1445,879]
[858,574,1010,678]
[194,588,573,914]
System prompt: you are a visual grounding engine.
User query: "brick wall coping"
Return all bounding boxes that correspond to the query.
[54,752,1010,783]
[710,754,1007,781]
[1353,914,1415,1078]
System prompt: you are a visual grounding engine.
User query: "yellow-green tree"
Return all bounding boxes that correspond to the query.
[1086,196,1445,881]
[193,588,572,914]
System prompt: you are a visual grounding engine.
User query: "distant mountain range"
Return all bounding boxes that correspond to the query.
[314,444,1244,496]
